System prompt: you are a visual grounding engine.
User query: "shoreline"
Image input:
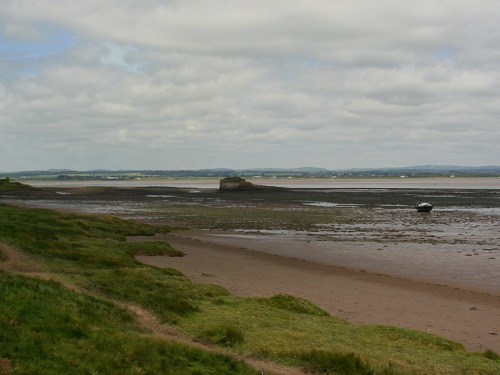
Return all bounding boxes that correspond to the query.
[2,189,499,353]
[134,231,500,353]
[181,230,500,296]
[21,176,500,189]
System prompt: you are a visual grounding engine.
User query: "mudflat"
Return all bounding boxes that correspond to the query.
[4,183,499,353]
[136,231,500,353]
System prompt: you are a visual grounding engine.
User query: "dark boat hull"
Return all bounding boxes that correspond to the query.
[415,204,433,212]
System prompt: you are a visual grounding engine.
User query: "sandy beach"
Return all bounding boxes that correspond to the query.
[24,177,500,189]
[135,231,500,353]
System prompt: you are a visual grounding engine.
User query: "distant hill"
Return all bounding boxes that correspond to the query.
[394,165,500,172]
[342,165,500,175]
[242,167,330,173]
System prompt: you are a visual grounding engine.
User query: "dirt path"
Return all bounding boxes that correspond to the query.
[126,304,305,375]
[0,242,44,274]
[0,242,305,375]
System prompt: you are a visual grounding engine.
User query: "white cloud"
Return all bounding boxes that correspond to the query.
[0,0,499,170]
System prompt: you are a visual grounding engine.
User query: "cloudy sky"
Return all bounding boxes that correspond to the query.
[1,0,499,171]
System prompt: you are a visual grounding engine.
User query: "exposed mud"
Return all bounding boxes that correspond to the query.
[3,185,499,294]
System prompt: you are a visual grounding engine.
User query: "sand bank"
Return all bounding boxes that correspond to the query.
[24,176,500,189]
[135,232,500,353]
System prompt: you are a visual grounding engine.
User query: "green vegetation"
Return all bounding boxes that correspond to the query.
[295,350,376,375]
[0,272,257,374]
[178,297,498,374]
[263,294,330,316]
[0,203,498,374]
[199,324,246,347]
[0,177,36,194]
[484,349,500,361]
[220,176,246,183]
[0,204,255,374]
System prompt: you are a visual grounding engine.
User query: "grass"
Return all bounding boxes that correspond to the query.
[0,272,258,374]
[81,267,228,323]
[263,294,330,316]
[0,178,36,194]
[199,324,245,347]
[178,296,500,374]
[0,202,499,374]
[295,350,376,375]
[0,203,226,323]
[0,204,177,271]
[484,349,500,361]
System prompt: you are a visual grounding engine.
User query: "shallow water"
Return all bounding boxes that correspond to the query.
[24,177,500,190]
[4,183,499,294]
[195,232,499,294]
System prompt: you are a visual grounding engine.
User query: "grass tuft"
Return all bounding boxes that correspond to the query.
[200,324,245,347]
[263,294,330,316]
[124,241,183,257]
[297,350,374,375]
[484,349,500,361]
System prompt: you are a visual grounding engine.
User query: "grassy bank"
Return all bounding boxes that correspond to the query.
[0,203,499,374]
[0,178,36,194]
[0,272,256,374]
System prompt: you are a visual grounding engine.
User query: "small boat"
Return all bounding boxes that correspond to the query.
[415,202,433,212]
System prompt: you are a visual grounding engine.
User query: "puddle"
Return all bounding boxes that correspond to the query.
[303,201,361,207]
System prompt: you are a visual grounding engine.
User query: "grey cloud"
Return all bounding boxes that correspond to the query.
[1,1,495,57]
[1,1,499,170]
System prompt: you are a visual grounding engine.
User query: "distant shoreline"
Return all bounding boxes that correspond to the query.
[23,176,500,189]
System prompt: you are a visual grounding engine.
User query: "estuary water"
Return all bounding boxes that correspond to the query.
[23,177,500,190]
[7,178,500,294]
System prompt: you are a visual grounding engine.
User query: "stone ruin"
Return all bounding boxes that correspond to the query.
[219,177,254,191]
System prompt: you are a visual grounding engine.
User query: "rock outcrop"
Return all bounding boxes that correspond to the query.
[219,177,254,191]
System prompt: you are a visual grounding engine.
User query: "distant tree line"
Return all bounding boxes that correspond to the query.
[1,167,500,180]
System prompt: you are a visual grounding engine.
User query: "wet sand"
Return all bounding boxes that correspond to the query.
[25,176,500,189]
[135,231,500,353]
[4,185,499,352]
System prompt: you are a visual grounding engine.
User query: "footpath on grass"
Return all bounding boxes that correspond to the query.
[0,241,304,375]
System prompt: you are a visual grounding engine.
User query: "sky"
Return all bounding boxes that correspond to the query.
[1,0,500,171]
